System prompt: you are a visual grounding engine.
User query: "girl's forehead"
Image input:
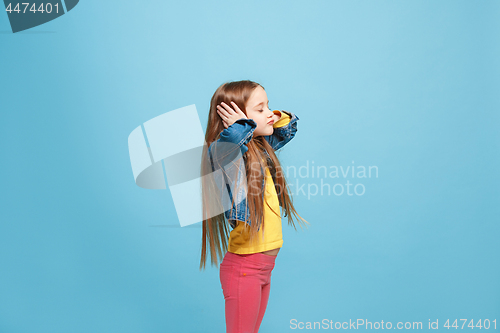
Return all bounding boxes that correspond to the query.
[248,87,268,107]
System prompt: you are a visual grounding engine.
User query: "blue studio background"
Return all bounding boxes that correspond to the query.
[1,1,499,332]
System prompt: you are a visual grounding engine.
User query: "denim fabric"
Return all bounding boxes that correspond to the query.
[208,111,299,230]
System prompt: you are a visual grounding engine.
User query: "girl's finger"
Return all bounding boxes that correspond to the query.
[230,101,242,113]
[230,101,247,118]
[216,109,224,117]
[220,101,235,114]
[217,106,230,117]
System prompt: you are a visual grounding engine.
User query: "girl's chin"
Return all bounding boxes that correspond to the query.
[254,127,274,137]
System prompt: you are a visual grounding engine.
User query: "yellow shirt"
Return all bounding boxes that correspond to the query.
[227,110,291,254]
[228,166,283,254]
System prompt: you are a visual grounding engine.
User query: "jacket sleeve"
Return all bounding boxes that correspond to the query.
[208,118,257,171]
[263,110,299,151]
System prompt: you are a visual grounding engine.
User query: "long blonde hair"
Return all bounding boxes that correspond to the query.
[199,80,309,270]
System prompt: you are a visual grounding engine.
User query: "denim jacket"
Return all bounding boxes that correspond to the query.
[207,111,299,230]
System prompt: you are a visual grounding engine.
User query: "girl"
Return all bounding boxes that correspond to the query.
[199,80,309,333]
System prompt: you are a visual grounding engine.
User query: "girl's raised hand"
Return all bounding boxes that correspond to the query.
[271,110,281,123]
[216,101,248,129]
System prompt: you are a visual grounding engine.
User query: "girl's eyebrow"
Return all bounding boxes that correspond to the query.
[254,100,270,108]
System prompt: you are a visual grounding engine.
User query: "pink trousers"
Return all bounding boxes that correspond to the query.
[219,251,277,333]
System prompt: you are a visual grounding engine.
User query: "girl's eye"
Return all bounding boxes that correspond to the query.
[259,105,270,112]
